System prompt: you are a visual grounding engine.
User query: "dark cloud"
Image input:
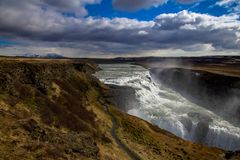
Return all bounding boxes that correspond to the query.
[42,0,101,16]
[177,0,199,4]
[112,0,200,12]
[112,0,165,12]
[0,0,239,56]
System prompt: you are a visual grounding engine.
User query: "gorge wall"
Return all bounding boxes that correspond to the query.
[150,68,240,125]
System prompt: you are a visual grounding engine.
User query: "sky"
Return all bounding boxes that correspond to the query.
[0,0,239,57]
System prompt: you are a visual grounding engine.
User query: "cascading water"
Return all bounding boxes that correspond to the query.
[94,64,240,151]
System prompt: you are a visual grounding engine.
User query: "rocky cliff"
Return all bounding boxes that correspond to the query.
[0,58,239,160]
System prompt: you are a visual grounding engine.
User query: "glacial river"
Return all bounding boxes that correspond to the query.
[94,64,240,151]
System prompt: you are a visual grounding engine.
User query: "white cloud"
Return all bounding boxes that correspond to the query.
[138,30,149,35]
[217,0,235,6]
[216,0,240,14]
[0,0,239,57]
[155,10,240,31]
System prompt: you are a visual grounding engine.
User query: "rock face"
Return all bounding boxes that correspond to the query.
[150,68,240,125]
[106,84,140,112]
[0,62,73,94]
[0,62,97,94]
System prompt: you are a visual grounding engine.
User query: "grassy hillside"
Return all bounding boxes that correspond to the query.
[0,58,239,160]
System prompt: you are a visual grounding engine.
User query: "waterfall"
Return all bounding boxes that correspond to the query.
[95,64,240,151]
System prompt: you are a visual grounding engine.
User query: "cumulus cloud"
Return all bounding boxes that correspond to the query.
[0,0,239,56]
[153,11,240,50]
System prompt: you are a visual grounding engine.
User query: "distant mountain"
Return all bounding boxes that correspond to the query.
[18,53,64,58]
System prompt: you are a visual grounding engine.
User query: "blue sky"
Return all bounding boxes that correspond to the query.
[86,0,228,20]
[0,0,239,57]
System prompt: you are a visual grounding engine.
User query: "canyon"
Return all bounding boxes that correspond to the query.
[0,56,239,160]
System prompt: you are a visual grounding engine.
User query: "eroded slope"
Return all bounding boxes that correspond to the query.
[0,59,238,160]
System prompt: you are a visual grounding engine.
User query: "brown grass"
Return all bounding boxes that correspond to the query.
[110,106,226,160]
[0,59,238,160]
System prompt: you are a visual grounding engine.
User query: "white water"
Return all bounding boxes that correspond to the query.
[95,64,240,151]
